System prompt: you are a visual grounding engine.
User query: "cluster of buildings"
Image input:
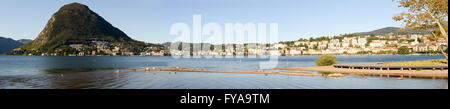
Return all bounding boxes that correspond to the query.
[61,40,167,56]
[168,44,276,56]
[281,34,447,55]
[31,34,446,56]
[167,34,448,56]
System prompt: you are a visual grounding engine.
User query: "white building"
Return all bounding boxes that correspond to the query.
[342,37,356,47]
[294,41,307,46]
[357,37,367,48]
[369,40,386,48]
[273,44,287,49]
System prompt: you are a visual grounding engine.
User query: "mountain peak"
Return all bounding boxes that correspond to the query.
[58,2,91,15]
[19,2,133,51]
[60,2,89,10]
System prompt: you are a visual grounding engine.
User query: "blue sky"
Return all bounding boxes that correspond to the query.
[0,0,406,43]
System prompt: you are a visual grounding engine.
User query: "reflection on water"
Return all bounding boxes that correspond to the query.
[0,55,447,89]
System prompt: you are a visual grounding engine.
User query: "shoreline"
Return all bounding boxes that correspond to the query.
[110,66,448,79]
[111,67,324,77]
[0,54,445,57]
[274,66,448,79]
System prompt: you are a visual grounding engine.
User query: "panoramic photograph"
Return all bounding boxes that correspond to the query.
[0,0,447,90]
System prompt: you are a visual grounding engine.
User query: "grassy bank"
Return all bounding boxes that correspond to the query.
[380,59,448,66]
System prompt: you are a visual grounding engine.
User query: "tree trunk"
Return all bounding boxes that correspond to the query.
[439,47,448,60]
[427,10,448,41]
[432,32,448,60]
[427,10,448,60]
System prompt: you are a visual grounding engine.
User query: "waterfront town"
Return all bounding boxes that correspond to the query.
[16,33,446,56]
[278,34,448,55]
[168,33,448,56]
[10,40,168,56]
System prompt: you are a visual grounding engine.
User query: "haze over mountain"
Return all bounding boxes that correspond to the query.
[0,36,25,54]
[353,27,430,36]
[16,39,32,44]
[17,2,137,53]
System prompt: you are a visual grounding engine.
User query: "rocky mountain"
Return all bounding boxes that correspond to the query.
[15,2,141,55]
[0,37,24,54]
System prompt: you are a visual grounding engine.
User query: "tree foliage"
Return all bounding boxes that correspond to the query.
[315,55,338,66]
[393,0,448,30]
[393,0,448,59]
[397,46,411,54]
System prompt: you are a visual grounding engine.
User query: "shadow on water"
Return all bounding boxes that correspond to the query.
[38,56,125,69]
[28,56,168,89]
[0,67,128,89]
[26,56,168,89]
[44,69,131,89]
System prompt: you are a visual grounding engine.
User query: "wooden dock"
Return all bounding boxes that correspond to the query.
[333,63,448,71]
[275,66,448,79]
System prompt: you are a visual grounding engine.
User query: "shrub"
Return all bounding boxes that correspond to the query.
[319,72,332,75]
[416,68,422,71]
[397,46,410,54]
[316,55,338,66]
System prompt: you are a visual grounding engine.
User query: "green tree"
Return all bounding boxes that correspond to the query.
[397,46,411,54]
[315,55,338,66]
[348,40,353,48]
[313,44,318,50]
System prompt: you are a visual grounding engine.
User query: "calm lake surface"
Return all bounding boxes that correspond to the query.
[0,55,447,89]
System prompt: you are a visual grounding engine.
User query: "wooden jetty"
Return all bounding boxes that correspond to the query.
[333,63,448,71]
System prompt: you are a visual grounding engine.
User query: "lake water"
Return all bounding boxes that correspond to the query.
[0,55,447,89]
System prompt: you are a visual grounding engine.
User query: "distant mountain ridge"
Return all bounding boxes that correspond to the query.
[0,37,28,54]
[353,27,431,36]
